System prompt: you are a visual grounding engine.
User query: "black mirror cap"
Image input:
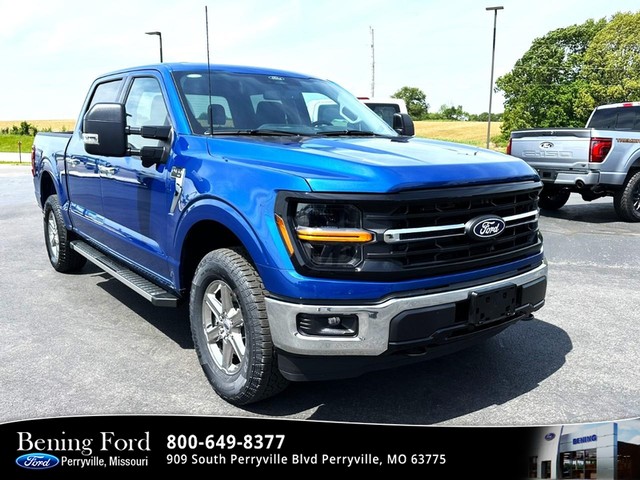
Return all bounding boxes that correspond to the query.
[83,103,127,156]
[393,113,415,136]
[140,125,172,141]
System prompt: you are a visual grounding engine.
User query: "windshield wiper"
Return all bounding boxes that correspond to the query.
[210,129,302,136]
[319,130,387,137]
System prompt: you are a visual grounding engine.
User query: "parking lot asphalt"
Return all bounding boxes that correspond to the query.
[1,164,639,426]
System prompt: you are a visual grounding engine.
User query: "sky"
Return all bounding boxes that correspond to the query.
[0,0,636,121]
[562,418,640,445]
[619,419,640,445]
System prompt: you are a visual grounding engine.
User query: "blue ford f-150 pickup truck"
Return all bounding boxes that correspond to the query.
[32,63,547,405]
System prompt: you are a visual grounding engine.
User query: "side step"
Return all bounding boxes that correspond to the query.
[70,241,179,307]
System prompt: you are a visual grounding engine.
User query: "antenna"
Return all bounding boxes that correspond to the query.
[370,26,375,98]
[205,5,213,135]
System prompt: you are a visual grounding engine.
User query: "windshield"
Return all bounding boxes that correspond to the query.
[172,70,397,137]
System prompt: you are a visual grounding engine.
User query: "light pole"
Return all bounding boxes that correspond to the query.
[485,6,503,149]
[146,31,163,63]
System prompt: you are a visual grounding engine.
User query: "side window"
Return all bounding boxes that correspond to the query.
[84,79,123,131]
[124,77,169,149]
[88,79,123,110]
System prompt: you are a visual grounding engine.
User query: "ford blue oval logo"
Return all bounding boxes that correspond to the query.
[466,215,506,240]
[16,453,60,470]
[540,141,554,149]
[545,433,556,441]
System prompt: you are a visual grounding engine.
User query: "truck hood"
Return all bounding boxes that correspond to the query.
[207,135,539,193]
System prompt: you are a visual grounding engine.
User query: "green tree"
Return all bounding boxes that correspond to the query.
[19,121,38,136]
[468,112,502,122]
[391,86,429,119]
[578,12,640,118]
[438,104,468,121]
[496,17,607,138]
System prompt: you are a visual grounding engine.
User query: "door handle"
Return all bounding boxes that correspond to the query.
[98,165,117,176]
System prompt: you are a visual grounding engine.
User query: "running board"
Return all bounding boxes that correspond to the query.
[70,241,179,307]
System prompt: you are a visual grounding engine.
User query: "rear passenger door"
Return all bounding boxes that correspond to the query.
[98,75,173,281]
[66,78,124,243]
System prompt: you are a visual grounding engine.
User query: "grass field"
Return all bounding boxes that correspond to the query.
[0,120,75,153]
[0,119,505,153]
[414,120,506,149]
[0,135,31,153]
[0,119,76,132]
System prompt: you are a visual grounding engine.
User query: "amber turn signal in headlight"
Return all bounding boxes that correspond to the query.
[295,228,373,243]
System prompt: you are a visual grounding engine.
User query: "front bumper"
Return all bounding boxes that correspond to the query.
[265,262,547,358]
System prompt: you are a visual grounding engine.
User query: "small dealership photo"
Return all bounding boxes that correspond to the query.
[528,419,640,479]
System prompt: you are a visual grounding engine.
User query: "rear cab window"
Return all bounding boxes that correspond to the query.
[588,106,640,131]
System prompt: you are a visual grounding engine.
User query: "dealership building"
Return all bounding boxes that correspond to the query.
[528,422,640,479]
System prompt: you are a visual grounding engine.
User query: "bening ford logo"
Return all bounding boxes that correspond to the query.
[540,141,554,149]
[466,215,506,240]
[15,453,60,470]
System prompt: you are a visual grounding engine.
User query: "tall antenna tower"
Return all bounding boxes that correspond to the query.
[370,26,375,97]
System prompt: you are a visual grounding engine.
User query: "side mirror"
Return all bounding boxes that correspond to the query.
[393,113,415,136]
[83,103,127,156]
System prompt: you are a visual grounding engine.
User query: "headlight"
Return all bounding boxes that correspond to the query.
[277,203,373,268]
[295,203,372,267]
[295,203,361,229]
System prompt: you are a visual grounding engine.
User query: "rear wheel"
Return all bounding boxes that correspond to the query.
[538,186,570,211]
[43,195,86,272]
[613,171,640,222]
[189,248,288,405]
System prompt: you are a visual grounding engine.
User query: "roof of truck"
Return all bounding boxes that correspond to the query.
[97,62,317,80]
[595,102,640,110]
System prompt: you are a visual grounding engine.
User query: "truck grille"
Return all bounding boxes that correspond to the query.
[358,183,542,279]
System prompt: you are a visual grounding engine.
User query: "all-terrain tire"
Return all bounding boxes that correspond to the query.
[189,248,288,405]
[43,195,87,272]
[613,171,640,222]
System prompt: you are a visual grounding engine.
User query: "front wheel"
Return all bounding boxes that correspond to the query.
[189,248,288,405]
[538,186,570,211]
[613,171,640,222]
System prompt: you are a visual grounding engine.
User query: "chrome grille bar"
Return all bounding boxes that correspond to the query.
[383,209,539,244]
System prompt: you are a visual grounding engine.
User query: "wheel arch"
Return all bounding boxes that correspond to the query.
[39,170,57,208]
[622,148,640,178]
[626,161,640,176]
[175,201,273,293]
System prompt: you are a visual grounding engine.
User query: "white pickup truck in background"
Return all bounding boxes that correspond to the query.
[358,97,408,127]
[507,102,640,221]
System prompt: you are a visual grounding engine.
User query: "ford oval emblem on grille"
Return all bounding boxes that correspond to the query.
[466,215,506,240]
[540,141,554,149]
[545,433,556,441]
